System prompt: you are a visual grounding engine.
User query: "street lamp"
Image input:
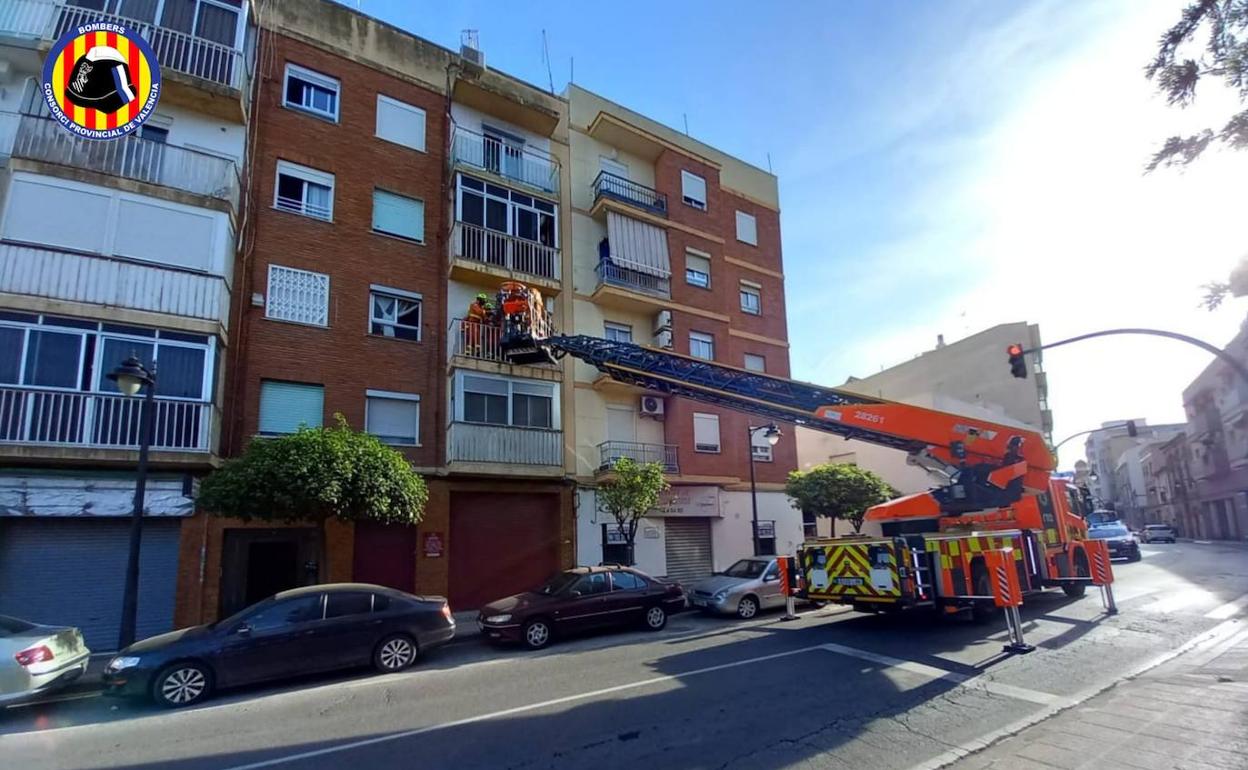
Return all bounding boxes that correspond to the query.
[747,423,782,556]
[107,355,156,651]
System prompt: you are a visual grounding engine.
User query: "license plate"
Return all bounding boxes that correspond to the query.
[691,598,707,607]
[834,577,864,586]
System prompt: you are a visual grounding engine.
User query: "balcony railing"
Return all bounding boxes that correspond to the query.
[448,422,562,466]
[0,386,212,452]
[51,3,248,92]
[593,171,667,216]
[450,318,504,363]
[452,127,559,194]
[598,441,679,474]
[452,222,560,281]
[7,112,241,207]
[596,258,671,298]
[0,0,55,39]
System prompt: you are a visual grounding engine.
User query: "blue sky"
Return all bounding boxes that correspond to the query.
[349,0,1248,468]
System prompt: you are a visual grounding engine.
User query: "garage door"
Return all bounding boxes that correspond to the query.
[663,518,713,585]
[0,518,182,651]
[449,492,559,610]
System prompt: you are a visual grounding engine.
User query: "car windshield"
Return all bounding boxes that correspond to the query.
[1091,525,1130,538]
[723,560,769,579]
[536,571,582,595]
[0,615,36,636]
[1146,525,1170,531]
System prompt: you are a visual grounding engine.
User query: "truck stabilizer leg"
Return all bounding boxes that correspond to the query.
[1101,584,1119,615]
[1002,605,1035,654]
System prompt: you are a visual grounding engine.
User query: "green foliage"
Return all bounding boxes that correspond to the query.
[785,464,895,534]
[596,458,670,560]
[1146,0,1248,171]
[199,416,428,525]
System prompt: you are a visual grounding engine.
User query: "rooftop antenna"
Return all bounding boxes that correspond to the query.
[569,56,574,85]
[683,113,689,136]
[461,29,479,50]
[766,152,773,173]
[541,29,555,94]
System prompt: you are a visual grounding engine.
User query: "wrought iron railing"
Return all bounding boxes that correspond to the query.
[452,221,559,281]
[0,386,212,451]
[447,422,562,466]
[450,318,504,363]
[0,0,54,38]
[452,126,559,194]
[597,441,679,473]
[596,258,671,298]
[592,171,667,216]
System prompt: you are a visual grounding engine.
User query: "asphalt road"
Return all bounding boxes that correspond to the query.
[3,540,1246,770]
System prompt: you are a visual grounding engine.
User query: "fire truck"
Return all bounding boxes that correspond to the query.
[500,293,1115,643]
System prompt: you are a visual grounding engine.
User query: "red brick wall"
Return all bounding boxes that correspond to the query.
[228,32,448,465]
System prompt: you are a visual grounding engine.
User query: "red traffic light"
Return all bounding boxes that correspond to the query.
[1007,344,1024,356]
[1007,344,1027,378]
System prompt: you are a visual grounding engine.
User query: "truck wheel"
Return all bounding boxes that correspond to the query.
[970,561,999,623]
[1062,550,1089,598]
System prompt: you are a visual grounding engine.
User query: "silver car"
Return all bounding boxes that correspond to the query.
[0,615,91,705]
[687,557,786,619]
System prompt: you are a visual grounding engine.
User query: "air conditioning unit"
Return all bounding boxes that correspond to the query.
[460,44,485,75]
[653,330,673,349]
[640,396,665,417]
[652,309,672,334]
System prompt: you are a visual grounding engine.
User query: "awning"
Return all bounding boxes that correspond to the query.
[607,211,670,277]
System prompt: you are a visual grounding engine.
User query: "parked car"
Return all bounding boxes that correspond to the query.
[478,566,686,650]
[688,557,788,619]
[1088,522,1141,561]
[103,584,455,708]
[0,615,90,706]
[1140,524,1177,544]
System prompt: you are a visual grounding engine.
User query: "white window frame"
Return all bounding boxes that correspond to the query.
[365,389,421,446]
[454,371,560,429]
[693,412,721,453]
[375,94,427,152]
[371,188,425,243]
[689,331,715,361]
[274,160,335,221]
[735,210,758,245]
[751,441,774,463]
[604,321,633,343]
[743,353,766,373]
[685,249,711,289]
[368,284,422,341]
[681,170,707,210]
[282,63,340,122]
[266,264,330,327]
[740,282,761,315]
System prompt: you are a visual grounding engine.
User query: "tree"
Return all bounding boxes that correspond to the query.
[596,458,670,565]
[199,416,428,525]
[1145,0,1248,172]
[785,464,894,534]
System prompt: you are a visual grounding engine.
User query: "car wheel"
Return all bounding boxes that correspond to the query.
[152,661,212,708]
[373,634,418,673]
[523,618,552,650]
[736,596,759,619]
[643,605,667,631]
[1127,550,1142,563]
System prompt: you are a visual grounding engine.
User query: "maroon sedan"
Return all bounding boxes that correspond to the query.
[478,566,686,650]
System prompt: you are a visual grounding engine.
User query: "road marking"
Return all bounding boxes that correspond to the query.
[1205,593,1248,620]
[903,616,1246,770]
[220,644,827,770]
[819,643,1064,706]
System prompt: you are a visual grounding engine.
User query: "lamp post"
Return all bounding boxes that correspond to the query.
[107,355,156,651]
[747,423,782,556]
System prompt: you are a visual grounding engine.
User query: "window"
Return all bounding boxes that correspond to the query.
[457,175,558,252]
[372,189,425,242]
[325,592,374,619]
[693,413,721,453]
[685,250,711,289]
[258,380,324,435]
[463,375,508,425]
[283,63,339,121]
[375,94,426,151]
[274,161,334,221]
[245,596,323,632]
[611,571,645,591]
[756,524,777,556]
[744,353,766,373]
[370,286,421,341]
[372,593,391,612]
[267,264,329,326]
[802,510,818,539]
[572,573,610,595]
[740,283,761,315]
[735,210,758,245]
[689,331,715,361]
[604,322,633,343]
[751,434,774,462]
[459,374,556,429]
[366,390,420,446]
[681,170,706,210]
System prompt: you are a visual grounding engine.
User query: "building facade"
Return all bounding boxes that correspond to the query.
[0,0,255,649]
[565,85,800,582]
[1083,420,1184,514]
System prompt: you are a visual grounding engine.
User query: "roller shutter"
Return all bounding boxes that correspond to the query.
[663,518,713,585]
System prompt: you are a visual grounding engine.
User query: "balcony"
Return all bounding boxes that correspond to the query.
[6,112,240,209]
[597,441,679,474]
[0,0,54,39]
[452,127,559,195]
[447,422,562,467]
[0,386,212,453]
[593,171,667,217]
[448,318,558,373]
[596,258,670,299]
[451,222,560,287]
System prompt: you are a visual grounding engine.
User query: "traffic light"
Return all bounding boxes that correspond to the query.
[1007,344,1027,378]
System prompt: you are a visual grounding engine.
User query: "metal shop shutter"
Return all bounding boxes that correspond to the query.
[449,493,560,610]
[0,518,182,652]
[663,518,713,585]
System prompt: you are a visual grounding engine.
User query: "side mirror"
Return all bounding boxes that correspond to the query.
[569,590,583,598]
[233,623,252,637]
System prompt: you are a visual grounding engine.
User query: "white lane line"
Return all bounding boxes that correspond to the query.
[903,616,1246,770]
[221,644,826,770]
[1205,593,1248,620]
[819,643,1064,706]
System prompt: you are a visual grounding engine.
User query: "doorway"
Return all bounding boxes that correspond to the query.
[220,528,321,617]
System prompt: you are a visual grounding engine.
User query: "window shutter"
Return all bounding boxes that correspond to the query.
[744,354,766,372]
[372,190,425,242]
[681,171,706,207]
[259,382,324,434]
[693,413,720,451]
[735,211,757,245]
[376,95,426,151]
[686,252,710,276]
[367,395,419,444]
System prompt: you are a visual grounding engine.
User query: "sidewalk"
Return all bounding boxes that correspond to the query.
[947,621,1248,770]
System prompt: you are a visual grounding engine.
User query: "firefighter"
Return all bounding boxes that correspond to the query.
[465,292,494,355]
